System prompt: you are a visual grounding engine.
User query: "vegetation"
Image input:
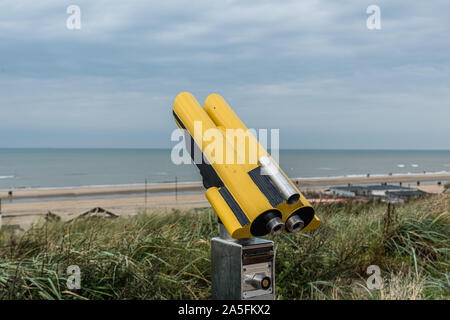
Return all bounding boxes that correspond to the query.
[0,195,448,300]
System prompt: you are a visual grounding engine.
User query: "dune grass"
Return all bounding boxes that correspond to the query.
[0,194,448,300]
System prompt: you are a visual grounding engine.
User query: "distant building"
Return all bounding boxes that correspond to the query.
[329,184,426,201]
[329,189,356,197]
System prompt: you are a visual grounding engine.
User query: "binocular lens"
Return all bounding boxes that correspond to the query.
[285,215,305,233]
[266,217,285,235]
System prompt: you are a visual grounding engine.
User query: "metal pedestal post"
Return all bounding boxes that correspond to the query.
[211,224,275,300]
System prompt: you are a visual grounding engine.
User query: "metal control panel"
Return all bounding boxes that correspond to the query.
[211,235,275,300]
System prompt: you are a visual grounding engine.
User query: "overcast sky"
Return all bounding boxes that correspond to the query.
[0,0,449,149]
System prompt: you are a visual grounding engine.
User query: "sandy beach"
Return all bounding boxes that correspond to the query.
[1,172,449,200]
[0,182,203,200]
[1,173,448,230]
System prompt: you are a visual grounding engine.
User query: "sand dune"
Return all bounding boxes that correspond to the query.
[1,193,209,230]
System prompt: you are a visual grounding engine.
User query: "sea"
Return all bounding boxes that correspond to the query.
[0,149,449,190]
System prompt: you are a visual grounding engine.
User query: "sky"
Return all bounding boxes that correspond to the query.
[0,0,449,149]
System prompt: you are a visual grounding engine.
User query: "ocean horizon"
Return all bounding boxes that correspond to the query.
[0,148,449,190]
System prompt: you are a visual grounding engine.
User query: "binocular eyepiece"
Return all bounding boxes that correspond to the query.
[265,214,305,235]
[266,217,285,235]
[285,214,305,233]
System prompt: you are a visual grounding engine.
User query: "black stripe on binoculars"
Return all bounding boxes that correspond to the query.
[173,111,223,189]
[172,110,186,129]
[219,186,250,227]
[248,166,285,207]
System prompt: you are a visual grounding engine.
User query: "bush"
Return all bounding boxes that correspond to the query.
[0,196,448,300]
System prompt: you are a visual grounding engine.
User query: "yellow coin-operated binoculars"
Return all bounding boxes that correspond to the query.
[173,92,320,299]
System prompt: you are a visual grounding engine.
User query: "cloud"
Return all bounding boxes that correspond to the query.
[0,0,449,148]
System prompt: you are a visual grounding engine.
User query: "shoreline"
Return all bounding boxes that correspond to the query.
[1,173,449,201]
[0,173,446,230]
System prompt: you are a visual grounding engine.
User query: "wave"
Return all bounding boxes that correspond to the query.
[0,175,14,179]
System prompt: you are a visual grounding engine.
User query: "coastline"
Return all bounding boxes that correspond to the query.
[0,182,203,201]
[1,172,449,201]
[0,173,448,230]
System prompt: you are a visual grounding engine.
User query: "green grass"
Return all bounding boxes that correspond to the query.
[0,195,448,300]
